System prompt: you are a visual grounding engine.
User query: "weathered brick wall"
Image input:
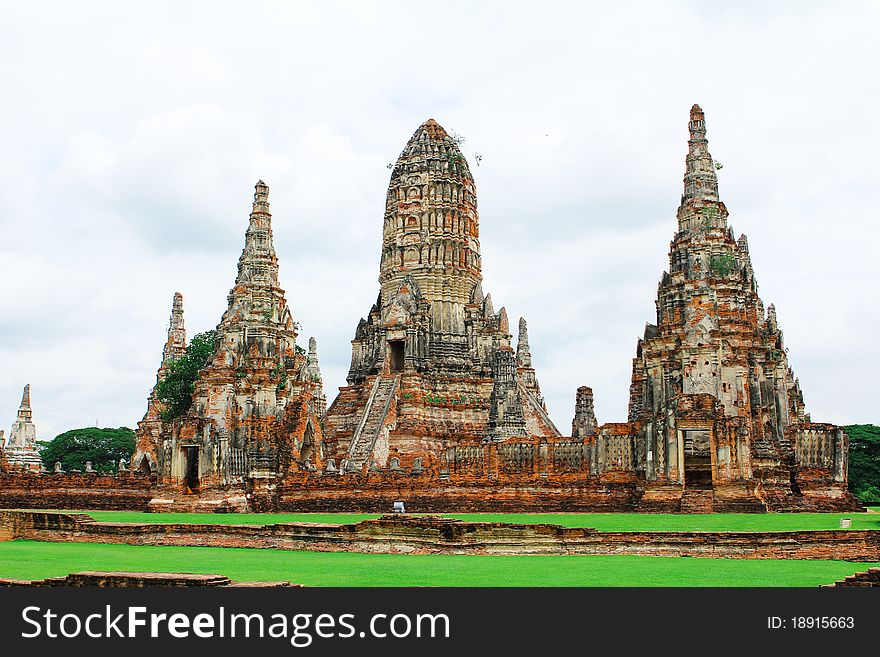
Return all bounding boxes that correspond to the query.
[824,568,880,587]
[274,472,642,512]
[3,511,879,561]
[0,472,153,510]
[0,571,293,587]
[0,467,861,513]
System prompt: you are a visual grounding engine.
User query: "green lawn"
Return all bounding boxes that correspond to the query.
[0,540,876,587]
[71,510,880,532]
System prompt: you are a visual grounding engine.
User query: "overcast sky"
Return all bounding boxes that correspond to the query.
[1,1,877,440]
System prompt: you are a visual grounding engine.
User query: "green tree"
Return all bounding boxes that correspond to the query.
[40,427,135,473]
[845,424,880,504]
[155,330,216,421]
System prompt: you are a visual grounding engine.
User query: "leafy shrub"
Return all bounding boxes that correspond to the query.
[155,330,216,421]
[40,427,135,473]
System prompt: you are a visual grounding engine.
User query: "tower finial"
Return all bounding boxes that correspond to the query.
[516,317,532,367]
[682,103,719,203]
[162,292,187,364]
[253,180,270,213]
[231,181,280,290]
[20,384,31,411]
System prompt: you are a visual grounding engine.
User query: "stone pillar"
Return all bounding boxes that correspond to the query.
[834,427,848,484]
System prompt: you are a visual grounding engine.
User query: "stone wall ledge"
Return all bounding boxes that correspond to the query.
[2,511,878,561]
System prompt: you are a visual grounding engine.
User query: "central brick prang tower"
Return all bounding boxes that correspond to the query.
[325,119,559,471]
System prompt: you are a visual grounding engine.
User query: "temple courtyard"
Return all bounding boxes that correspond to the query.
[1,510,878,587]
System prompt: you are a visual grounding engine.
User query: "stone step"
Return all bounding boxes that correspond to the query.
[680,490,715,513]
[347,375,399,467]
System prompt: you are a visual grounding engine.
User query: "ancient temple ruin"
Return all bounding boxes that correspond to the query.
[137,181,326,504]
[132,292,187,475]
[1,108,855,514]
[580,105,856,511]
[3,385,43,472]
[324,119,560,471]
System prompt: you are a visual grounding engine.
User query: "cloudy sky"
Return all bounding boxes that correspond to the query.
[1,1,877,440]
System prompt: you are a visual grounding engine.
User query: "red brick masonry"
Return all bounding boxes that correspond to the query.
[2,511,878,561]
[0,571,292,587]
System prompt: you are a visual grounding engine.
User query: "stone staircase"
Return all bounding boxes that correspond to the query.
[346,375,399,469]
[519,383,562,436]
[823,568,880,587]
[679,489,714,513]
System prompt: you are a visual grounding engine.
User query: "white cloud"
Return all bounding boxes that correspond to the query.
[1,1,878,439]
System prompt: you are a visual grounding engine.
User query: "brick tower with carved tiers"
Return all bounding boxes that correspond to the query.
[325,119,559,471]
[627,105,856,511]
[132,291,187,475]
[152,181,326,504]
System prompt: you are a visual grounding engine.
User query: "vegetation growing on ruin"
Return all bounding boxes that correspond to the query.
[1,541,877,587]
[39,427,135,473]
[709,252,737,277]
[845,424,880,504]
[156,330,217,421]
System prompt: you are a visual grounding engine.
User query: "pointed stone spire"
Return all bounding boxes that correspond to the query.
[483,293,494,317]
[516,317,532,368]
[767,304,778,332]
[220,180,294,335]
[571,386,598,438]
[6,384,41,471]
[19,384,31,417]
[486,347,528,442]
[682,104,720,204]
[161,292,187,365]
[307,337,320,374]
[305,337,327,416]
[737,233,754,278]
[232,180,280,290]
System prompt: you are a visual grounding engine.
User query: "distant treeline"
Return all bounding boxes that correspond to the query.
[845,424,880,504]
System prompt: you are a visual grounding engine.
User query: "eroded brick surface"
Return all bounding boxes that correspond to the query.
[3,512,877,561]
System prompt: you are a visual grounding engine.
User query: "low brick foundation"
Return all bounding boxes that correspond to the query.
[0,470,861,514]
[0,472,153,511]
[2,511,878,561]
[273,475,643,513]
[0,571,293,587]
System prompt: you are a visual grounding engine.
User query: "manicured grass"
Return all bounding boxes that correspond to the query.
[73,510,880,532]
[0,540,876,587]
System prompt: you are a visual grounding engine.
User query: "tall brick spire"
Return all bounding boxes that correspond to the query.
[379,118,481,335]
[234,180,279,288]
[221,180,293,333]
[682,104,719,204]
[677,105,728,233]
[161,292,187,365]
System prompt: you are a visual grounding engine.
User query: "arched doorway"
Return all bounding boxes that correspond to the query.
[682,429,712,489]
[389,340,405,373]
[183,447,199,493]
[136,454,152,475]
